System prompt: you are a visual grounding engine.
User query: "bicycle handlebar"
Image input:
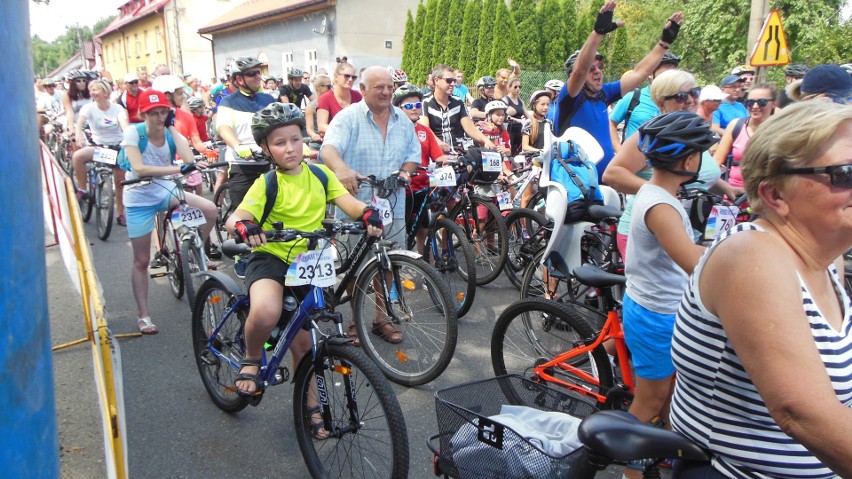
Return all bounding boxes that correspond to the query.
[121,161,230,185]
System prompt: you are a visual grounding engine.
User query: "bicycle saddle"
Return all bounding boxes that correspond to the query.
[587,204,622,221]
[572,264,625,288]
[578,410,710,462]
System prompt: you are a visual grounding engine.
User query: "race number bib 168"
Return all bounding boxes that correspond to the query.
[481,151,503,172]
[371,196,393,226]
[429,166,456,187]
[704,205,739,240]
[170,205,206,228]
[93,147,118,165]
[285,249,336,287]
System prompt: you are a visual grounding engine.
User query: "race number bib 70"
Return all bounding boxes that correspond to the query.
[481,151,503,173]
[93,147,118,165]
[285,249,336,287]
[170,205,205,228]
[429,166,456,187]
[704,205,738,240]
[371,196,393,226]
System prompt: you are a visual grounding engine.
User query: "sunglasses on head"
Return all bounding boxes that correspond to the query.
[400,102,423,110]
[499,76,509,81]
[442,77,456,84]
[74,78,87,82]
[663,87,701,103]
[780,163,852,188]
[342,73,358,80]
[745,98,772,108]
[242,70,262,77]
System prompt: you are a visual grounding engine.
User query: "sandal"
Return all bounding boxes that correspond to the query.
[137,317,158,335]
[346,323,361,347]
[372,320,403,344]
[235,358,262,397]
[308,406,330,440]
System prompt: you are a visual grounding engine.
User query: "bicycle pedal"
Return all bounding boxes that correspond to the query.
[149,272,168,279]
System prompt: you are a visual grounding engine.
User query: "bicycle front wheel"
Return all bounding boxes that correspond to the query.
[503,208,549,290]
[451,196,508,285]
[423,217,477,318]
[352,253,457,386]
[182,237,205,310]
[293,342,409,479]
[95,172,114,240]
[191,278,249,412]
[491,297,613,401]
[212,183,233,248]
[79,174,94,222]
[163,217,184,299]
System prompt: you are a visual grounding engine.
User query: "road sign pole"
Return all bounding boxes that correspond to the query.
[0,2,60,477]
[748,0,771,83]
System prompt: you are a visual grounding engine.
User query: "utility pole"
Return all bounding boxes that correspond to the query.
[76,23,86,69]
[747,0,771,83]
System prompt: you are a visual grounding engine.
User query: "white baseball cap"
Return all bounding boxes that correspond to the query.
[699,85,728,102]
[124,72,138,83]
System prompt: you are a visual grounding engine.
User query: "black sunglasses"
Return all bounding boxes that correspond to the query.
[342,73,358,80]
[442,77,456,84]
[779,163,852,188]
[745,98,772,108]
[663,87,701,104]
[243,70,262,77]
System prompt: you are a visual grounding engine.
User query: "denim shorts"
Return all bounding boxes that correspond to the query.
[622,293,676,380]
[126,195,174,239]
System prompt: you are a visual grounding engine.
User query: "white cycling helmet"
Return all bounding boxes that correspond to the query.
[485,100,508,115]
[544,79,564,91]
[151,74,186,94]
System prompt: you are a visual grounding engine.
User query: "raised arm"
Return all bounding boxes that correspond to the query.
[619,12,683,96]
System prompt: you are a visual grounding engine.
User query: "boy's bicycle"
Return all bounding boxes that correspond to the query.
[78,145,119,241]
[192,222,410,478]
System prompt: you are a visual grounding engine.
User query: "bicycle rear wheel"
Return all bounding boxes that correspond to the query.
[182,237,205,310]
[451,197,508,285]
[503,208,549,290]
[423,217,477,318]
[491,297,613,402]
[293,342,409,479]
[162,216,184,299]
[95,171,114,240]
[352,253,457,386]
[191,278,249,413]
[212,183,234,248]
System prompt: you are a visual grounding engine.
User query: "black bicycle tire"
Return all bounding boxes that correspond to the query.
[450,196,508,285]
[191,278,249,413]
[293,342,409,478]
[95,172,114,240]
[352,253,458,386]
[181,238,204,311]
[163,217,185,299]
[213,183,233,247]
[80,171,94,222]
[424,217,477,318]
[503,208,549,290]
[491,297,614,405]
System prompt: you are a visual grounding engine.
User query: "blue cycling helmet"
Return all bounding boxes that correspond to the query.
[637,111,716,167]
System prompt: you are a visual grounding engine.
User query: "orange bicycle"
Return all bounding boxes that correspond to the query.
[491,263,634,409]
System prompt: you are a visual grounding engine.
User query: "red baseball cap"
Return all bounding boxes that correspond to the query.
[139,90,171,113]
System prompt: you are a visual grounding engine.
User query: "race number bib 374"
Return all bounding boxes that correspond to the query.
[429,166,456,187]
[285,249,336,287]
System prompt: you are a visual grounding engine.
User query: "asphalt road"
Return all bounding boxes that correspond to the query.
[49,216,629,479]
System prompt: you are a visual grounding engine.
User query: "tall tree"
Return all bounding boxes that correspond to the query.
[417,0,440,82]
[489,0,520,76]
[539,0,564,68]
[411,1,429,82]
[458,0,482,78]
[475,0,498,78]
[444,0,467,68]
[401,10,417,77]
[561,0,579,59]
[511,0,541,66]
[430,0,453,66]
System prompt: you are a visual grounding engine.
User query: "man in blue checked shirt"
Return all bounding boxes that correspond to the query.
[321,66,420,248]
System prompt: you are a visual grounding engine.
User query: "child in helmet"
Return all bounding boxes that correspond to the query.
[225,103,384,407]
[476,100,512,156]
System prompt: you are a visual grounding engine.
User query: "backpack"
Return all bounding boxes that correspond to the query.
[620,87,643,144]
[463,147,503,185]
[550,140,604,223]
[258,164,329,227]
[117,123,176,171]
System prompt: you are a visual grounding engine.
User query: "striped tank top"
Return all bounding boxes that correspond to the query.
[670,223,852,478]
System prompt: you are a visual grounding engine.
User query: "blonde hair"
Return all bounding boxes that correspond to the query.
[649,69,696,105]
[88,79,112,97]
[312,74,331,89]
[741,101,852,212]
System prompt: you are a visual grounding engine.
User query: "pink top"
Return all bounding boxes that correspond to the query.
[316,89,363,123]
[728,119,750,188]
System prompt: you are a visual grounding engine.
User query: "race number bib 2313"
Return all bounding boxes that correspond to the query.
[93,147,118,165]
[285,249,336,287]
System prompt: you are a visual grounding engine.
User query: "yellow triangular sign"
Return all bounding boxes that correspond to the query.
[750,10,790,67]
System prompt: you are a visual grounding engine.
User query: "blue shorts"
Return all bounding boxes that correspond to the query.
[126,196,174,239]
[622,293,676,380]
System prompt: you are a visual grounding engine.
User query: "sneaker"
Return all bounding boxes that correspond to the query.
[234,255,248,279]
[149,252,165,269]
[207,244,222,260]
[116,214,127,227]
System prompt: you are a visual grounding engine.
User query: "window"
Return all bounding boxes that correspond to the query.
[155,26,163,52]
[305,49,318,75]
[144,30,150,56]
[134,34,140,58]
[282,52,294,74]
[119,39,124,60]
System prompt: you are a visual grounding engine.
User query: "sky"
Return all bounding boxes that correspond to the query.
[29,0,123,42]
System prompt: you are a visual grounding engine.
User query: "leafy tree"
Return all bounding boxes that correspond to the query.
[458,0,482,77]
[430,0,453,66]
[411,2,429,82]
[511,0,540,66]
[417,0,440,81]
[539,0,564,68]
[475,0,497,78]
[444,0,467,68]
[561,0,580,58]
[31,16,114,78]
[489,0,520,75]
[401,10,417,76]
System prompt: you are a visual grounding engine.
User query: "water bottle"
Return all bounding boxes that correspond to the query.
[264,295,299,351]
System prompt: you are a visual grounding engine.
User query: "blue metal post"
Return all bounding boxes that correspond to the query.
[0,1,60,477]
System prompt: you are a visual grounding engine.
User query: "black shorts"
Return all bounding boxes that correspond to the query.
[406,191,430,231]
[228,163,269,208]
[244,252,310,324]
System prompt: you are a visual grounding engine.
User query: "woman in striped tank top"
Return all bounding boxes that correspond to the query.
[670,101,852,478]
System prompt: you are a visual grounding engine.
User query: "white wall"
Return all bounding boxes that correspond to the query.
[170,0,241,83]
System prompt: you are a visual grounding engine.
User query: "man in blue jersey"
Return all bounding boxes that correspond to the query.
[552,0,683,180]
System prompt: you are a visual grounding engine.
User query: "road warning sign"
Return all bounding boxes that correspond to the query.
[750,10,790,67]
